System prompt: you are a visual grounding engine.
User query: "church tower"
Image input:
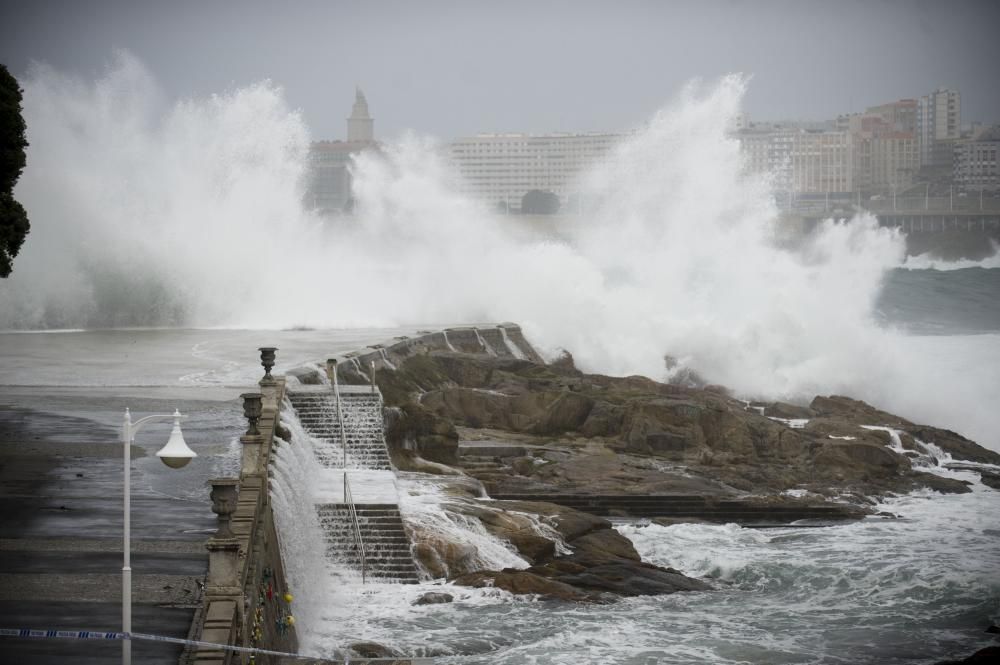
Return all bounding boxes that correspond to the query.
[347,87,374,143]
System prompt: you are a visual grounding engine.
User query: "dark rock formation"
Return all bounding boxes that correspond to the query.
[933,646,1000,665]
[353,330,999,602]
[413,591,454,605]
[346,642,404,659]
[444,498,710,600]
[979,470,1000,490]
[375,349,997,501]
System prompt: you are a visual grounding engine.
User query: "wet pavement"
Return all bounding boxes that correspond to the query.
[0,398,228,665]
[0,327,421,663]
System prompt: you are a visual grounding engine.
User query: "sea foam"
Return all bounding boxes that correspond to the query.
[4,53,998,451]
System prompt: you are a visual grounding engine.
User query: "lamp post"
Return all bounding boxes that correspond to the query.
[121,408,196,665]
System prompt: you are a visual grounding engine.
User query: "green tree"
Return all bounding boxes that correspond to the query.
[1,64,29,278]
[520,189,560,215]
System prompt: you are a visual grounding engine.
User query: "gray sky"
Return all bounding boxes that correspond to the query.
[2,0,998,141]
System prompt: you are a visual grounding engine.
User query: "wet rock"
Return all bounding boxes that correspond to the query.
[384,403,459,465]
[372,345,995,509]
[912,472,973,494]
[452,569,604,602]
[410,533,479,579]
[286,366,323,385]
[450,498,709,599]
[549,349,577,371]
[413,591,454,605]
[908,425,1000,465]
[763,402,815,419]
[933,646,1000,664]
[979,470,1000,490]
[814,440,909,474]
[580,400,625,438]
[544,560,712,596]
[653,516,714,526]
[347,641,403,658]
[532,392,595,435]
[569,529,640,562]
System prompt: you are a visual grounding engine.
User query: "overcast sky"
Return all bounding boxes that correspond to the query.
[2,0,998,141]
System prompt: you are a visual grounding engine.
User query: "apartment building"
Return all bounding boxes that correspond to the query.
[954,128,1000,192]
[917,88,961,167]
[448,132,620,210]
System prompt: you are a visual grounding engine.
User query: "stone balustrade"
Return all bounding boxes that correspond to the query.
[187,353,297,665]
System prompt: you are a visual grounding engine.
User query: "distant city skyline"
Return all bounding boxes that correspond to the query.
[2,0,999,141]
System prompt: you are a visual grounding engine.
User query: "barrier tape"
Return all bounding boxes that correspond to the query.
[0,627,426,662]
[1,627,302,657]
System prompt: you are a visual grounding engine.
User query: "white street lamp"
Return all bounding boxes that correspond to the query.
[121,408,196,665]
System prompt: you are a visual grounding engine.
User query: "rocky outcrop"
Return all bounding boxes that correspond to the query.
[413,591,453,605]
[810,395,1000,466]
[445,499,710,600]
[374,350,997,500]
[933,646,1000,665]
[384,403,459,466]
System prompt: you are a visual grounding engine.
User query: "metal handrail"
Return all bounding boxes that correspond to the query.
[332,362,348,470]
[343,472,367,585]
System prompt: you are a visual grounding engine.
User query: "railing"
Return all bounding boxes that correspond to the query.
[343,472,367,585]
[332,362,348,469]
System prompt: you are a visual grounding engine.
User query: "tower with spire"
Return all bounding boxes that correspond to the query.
[347,87,374,143]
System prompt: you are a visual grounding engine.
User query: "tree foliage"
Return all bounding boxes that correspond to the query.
[1,63,29,278]
[521,189,560,215]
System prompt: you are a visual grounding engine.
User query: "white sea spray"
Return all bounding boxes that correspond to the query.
[8,54,996,452]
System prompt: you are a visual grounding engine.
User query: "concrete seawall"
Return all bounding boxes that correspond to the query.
[191,326,537,664]
[316,324,542,384]
[187,379,297,665]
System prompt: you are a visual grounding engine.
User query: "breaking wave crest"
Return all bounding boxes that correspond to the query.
[4,53,998,449]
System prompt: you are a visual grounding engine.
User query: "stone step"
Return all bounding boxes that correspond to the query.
[327,548,414,557]
[327,551,414,558]
[321,516,403,521]
[318,505,403,512]
[327,550,413,558]
[319,520,409,529]
[324,535,409,543]
[323,534,410,542]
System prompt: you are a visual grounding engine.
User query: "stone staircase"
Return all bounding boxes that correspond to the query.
[286,384,419,583]
[316,503,420,584]
[458,454,512,476]
[287,388,392,470]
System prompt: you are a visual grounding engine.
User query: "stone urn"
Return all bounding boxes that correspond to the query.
[241,392,263,436]
[209,478,239,538]
[258,346,278,385]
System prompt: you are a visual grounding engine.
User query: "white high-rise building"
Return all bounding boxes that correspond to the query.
[917,88,960,167]
[448,132,621,210]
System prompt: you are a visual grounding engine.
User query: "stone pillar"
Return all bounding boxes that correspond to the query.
[240,434,264,480]
[205,479,242,597]
[325,358,338,386]
[240,393,265,479]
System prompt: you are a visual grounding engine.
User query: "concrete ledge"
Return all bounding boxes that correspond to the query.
[458,441,527,457]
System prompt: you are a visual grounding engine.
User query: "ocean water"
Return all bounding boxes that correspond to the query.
[271,388,1000,665]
